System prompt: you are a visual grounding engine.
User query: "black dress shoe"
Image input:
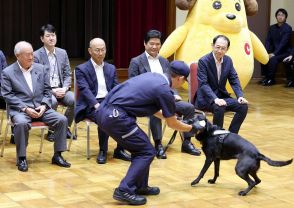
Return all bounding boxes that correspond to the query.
[262,79,276,86]
[113,188,146,205]
[113,149,131,161]
[52,155,71,168]
[181,140,201,156]
[136,186,160,195]
[285,80,294,88]
[96,150,107,164]
[155,144,167,159]
[46,131,55,142]
[259,78,268,85]
[17,158,28,172]
[10,134,15,144]
[66,128,77,140]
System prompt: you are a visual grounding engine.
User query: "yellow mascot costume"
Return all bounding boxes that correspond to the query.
[160,0,269,90]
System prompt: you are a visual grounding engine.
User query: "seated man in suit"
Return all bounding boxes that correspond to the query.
[34,24,75,141]
[195,35,248,134]
[75,38,131,164]
[1,41,70,172]
[129,29,201,159]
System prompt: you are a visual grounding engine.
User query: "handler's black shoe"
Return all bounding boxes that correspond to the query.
[113,149,131,161]
[136,186,160,195]
[113,188,146,205]
[181,140,201,156]
[155,144,167,159]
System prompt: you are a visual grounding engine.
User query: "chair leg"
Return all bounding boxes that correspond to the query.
[1,123,10,157]
[67,122,76,151]
[86,122,90,160]
[0,110,4,135]
[163,130,178,154]
[39,128,45,153]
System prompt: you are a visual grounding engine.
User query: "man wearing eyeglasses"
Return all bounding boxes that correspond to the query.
[34,24,75,142]
[195,35,248,134]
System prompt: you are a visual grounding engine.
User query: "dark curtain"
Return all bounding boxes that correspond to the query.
[0,0,114,60]
[114,0,167,68]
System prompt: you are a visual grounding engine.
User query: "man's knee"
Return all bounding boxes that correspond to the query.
[239,104,248,115]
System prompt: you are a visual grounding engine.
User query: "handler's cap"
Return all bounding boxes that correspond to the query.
[170,60,190,80]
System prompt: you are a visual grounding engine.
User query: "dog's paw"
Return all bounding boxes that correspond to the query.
[191,180,199,186]
[208,179,216,184]
[238,190,247,196]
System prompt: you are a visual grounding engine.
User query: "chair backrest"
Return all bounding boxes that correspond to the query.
[188,62,199,105]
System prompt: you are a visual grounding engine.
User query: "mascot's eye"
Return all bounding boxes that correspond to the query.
[212,1,222,10]
[235,3,241,11]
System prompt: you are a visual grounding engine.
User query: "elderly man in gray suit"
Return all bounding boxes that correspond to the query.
[34,24,75,141]
[1,41,71,172]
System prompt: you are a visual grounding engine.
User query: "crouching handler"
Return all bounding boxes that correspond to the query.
[95,61,205,205]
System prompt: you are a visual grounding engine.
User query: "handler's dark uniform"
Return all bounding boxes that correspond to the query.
[96,72,175,194]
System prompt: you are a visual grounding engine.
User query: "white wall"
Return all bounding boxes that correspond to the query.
[271,0,294,27]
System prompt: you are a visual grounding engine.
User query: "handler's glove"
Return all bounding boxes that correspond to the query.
[184,115,206,135]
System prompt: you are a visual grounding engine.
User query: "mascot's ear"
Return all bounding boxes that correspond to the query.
[244,0,258,16]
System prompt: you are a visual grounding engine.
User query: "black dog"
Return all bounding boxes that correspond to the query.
[191,121,292,196]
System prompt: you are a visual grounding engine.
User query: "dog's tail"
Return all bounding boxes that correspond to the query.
[259,153,293,167]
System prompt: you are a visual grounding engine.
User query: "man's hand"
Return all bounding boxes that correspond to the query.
[214,98,227,106]
[283,55,293,62]
[174,95,182,101]
[269,53,275,59]
[25,107,42,118]
[34,105,47,118]
[94,103,100,110]
[238,97,248,104]
[52,88,66,99]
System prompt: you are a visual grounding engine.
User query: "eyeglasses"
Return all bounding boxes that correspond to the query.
[214,45,227,52]
[91,48,106,53]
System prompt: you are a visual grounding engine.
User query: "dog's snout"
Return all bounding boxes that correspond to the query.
[226,14,236,20]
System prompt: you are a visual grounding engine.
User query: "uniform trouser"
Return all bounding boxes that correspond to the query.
[96,105,156,194]
[12,109,68,158]
[149,100,195,142]
[85,99,123,152]
[52,91,74,127]
[208,98,248,134]
[261,53,289,79]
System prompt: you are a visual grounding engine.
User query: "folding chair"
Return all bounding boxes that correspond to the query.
[1,105,49,157]
[67,70,96,160]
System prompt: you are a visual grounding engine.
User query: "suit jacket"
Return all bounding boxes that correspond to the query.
[75,60,118,123]
[0,50,8,96]
[34,47,72,89]
[265,23,292,56]
[128,52,170,78]
[1,62,52,117]
[195,52,243,109]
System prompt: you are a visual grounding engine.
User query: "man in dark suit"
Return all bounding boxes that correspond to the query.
[261,8,292,86]
[75,38,130,164]
[129,30,201,159]
[1,41,70,172]
[34,24,75,141]
[195,35,248,134]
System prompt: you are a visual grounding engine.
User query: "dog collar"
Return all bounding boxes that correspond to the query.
[212,130,230,136]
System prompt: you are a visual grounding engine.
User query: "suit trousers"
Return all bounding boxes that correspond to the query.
[261,53,289,79]
[96,104,156,194]
[149,100,195,142]
[12,109,68,157]
[51,91,75,127]
[208,98,248,134]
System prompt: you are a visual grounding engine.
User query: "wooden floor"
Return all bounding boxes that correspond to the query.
[0,80,294,208]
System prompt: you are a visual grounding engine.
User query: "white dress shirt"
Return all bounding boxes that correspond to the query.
[213,53,224,82]
[145,51,163,74]
[18,61,33,92]
[90,58,108,99]
[45,47,60,88]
